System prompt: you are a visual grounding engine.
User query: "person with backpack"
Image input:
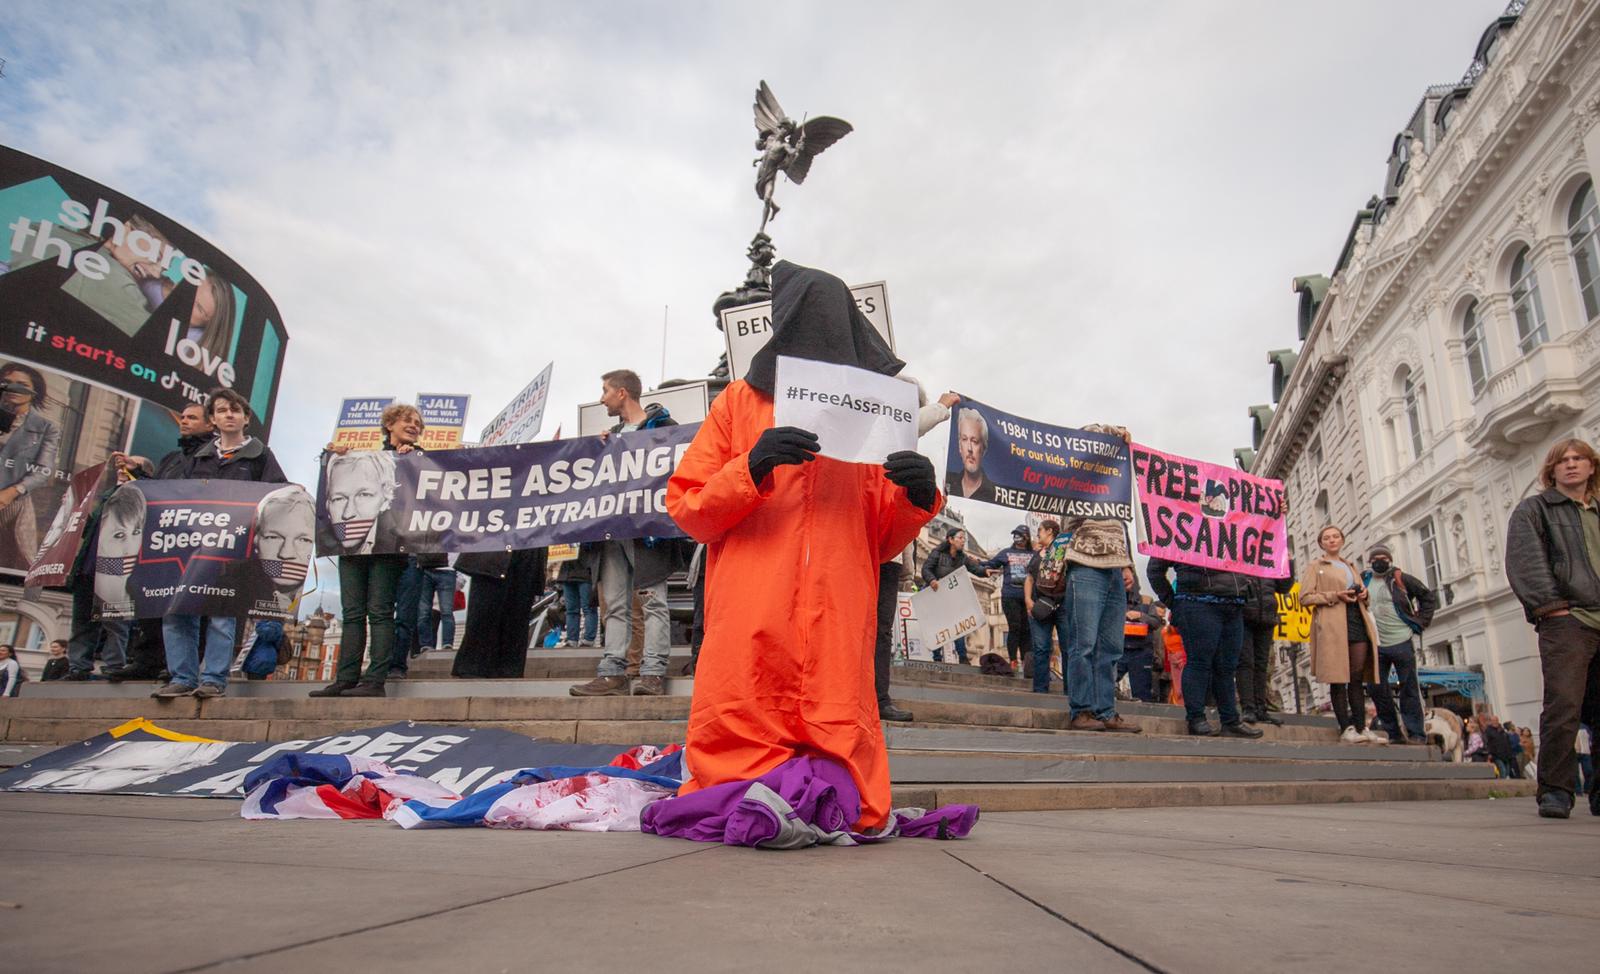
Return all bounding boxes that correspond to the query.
[1024,519,1070,696]
[1361,542,1437,743]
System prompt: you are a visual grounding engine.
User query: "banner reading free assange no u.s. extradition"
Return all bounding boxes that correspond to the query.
[315,424,696,558]
[93,480,315,622]
[1131,443,1289,579]
[943,397,1133,519]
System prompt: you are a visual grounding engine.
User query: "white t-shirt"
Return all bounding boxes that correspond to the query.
[0,657,20,697]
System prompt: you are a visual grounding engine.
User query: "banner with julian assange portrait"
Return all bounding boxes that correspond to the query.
[314,425,697,558]
[943,397,1133,520]
[92,479,314,622]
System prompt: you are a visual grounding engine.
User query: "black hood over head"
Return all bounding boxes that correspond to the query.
[743,260,905,395]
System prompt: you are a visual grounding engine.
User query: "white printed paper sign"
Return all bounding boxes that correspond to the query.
[910,568,984,651]
[771,356,917,465]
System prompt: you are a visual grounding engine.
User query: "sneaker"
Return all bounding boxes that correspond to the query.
[150,682,195,699]
[1221,721,1265,739]
[341,682,386,697]
[193,683,226,699]
[442,644,454,653]
[1537,792,1572,819]
[1362,729,1390,745]
[1067,712,1107,732]
[1339,727,1364,744]
[631,675,666,696]
[1100,714,1143,734]
[308,680,357,698]
[569,675,630,697]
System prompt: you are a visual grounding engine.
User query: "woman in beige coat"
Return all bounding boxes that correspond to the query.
[1299,525,1384,744]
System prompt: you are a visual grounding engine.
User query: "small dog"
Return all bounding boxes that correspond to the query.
[1424,708,1464,762]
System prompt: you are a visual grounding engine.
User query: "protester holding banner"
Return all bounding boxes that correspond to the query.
[0,361,60,568]
[310,403,419,698]
[1146,558,1263,738]
[1238,569,1294,726]
[1298,525,1382,744]
[662,260,940,832]
[65,456,150,681]
[920,527,987,665]
[981,525,1035,676]
[149,389,287,699]
[1024,519,1070,695]
[151,402,214,480]
[570,369,686,698]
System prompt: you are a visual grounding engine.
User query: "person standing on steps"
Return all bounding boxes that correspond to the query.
[1024,519,1071,696]
[982,524,1036,678]
[1145,559,1263,739]
[1360,543,1436,744]
[1298,525,1384,745]
[1238,566,1294,726]
[919,526,987,665]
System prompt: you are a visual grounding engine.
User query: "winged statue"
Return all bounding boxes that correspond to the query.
[752,81,853,232]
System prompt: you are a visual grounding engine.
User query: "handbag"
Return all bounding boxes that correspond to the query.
[1030,593,1059,622]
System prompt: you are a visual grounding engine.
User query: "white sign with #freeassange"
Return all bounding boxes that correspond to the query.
[910,569,984,651]
[771,355,917,465]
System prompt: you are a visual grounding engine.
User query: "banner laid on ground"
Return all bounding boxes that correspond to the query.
[1275,583,1311,643]
[772,356,917,464]
[92,479,314,622]
[480,362,553,447]
[315,424,696,557]
[1131,443,1289,579]
[23,461,112,588]
[910,568,984,651]
[943,398,1133,520]
[720,282,893,383]
[329,396,393,451]
[417,393,470,450]
[0,720,667,798]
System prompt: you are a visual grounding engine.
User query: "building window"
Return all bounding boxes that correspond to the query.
[1416,517,1441,589]
[1314,490,1330,527]
[1570,179,1600,322]
[1401,371,1424,457]
[1509,246,1548,354]
[1462,300,1490,397]
[1309,436,1323,473]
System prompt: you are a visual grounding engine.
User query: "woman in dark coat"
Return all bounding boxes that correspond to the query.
[452,547,549,678]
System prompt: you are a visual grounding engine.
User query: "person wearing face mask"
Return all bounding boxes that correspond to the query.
[1361,542,1436,744]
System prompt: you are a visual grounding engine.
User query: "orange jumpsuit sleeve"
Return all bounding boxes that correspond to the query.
[871,473,942,564]
[666,393,771,545]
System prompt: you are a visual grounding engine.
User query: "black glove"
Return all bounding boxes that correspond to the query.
[883,450,938,511]
[748,426,820,483]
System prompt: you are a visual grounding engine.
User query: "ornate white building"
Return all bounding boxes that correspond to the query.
[1247,0,1600,733]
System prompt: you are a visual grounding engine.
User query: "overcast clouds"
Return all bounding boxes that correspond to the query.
[1,0,1510,557]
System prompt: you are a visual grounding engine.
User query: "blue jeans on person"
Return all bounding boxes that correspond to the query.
[1117,647,1155,702]
[392,560,424,673]
[561,579,597,645]
[1028,597,1070,694]
[419,567,458,650]
[933,636,969,665]
[1173,599,1244,726]
[1065,565,1125,719]
[1577,750,1593,796]
[1368,639,1425,740]
[162,614,237,690]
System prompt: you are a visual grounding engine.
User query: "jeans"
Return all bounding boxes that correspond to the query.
[1235,623,1274,717]
[337,555,405,684]
[420,568,458,649]
[391,560,425,674]
[1117,646,1155,702]
[1578,751,1593,796]
[162,614,237,689]
[68,580,129,674]
[1065,565,1124,719]
[597,540,669,678]
[1533,614,1600,800]
[1174,599,1244,725]
[1028,598,1069,694]
[561,579,598,644]
[933,636,968,665]
[1368,639,1425,740]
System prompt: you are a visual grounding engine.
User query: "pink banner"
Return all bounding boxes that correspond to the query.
[1131,444,1289,579]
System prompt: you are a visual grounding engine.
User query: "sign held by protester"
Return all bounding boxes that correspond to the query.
[481,362,553,447]
[1131,443,1289,579]
[315,424,697,558]
[416,393,470,451]
[93,479,314,623]
[330,397,393,452]
[720,281,893,383]
[910,568,984,651]
[1275,583,1311,643]
[944,398,1133,520]
[771,356,917,464]
[576,381,710,438]
[23,461,113,589]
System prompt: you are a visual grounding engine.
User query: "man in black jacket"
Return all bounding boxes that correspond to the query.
[155,403,214,479]
[1239,567,1295,726]
[1505,437,1600,819]
[1361,543,1437,744]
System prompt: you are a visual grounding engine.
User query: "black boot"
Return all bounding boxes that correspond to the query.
[341,681,386,698]
[1221,721,1265,739]
[308,680,357,698]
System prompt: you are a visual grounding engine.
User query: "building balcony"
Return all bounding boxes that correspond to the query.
[1466,341,1586,459]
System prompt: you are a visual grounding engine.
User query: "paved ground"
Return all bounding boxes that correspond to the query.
[0,794,1593,973]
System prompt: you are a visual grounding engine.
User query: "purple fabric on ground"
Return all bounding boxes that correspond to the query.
[641,755,858,843]
[896,804,980,839]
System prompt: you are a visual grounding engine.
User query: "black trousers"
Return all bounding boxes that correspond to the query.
[453,548,547,679]
[1235,623,1274,715]
[1534,615,1600,799]
[1001,596,1031,664]
[874,560,899,707]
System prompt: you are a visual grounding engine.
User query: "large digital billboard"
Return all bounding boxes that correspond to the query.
[0,145,289,576]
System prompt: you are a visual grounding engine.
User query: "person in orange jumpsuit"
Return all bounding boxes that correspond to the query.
[666,261,941,831]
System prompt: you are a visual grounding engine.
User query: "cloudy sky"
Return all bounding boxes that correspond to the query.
[2,0,1510,563]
